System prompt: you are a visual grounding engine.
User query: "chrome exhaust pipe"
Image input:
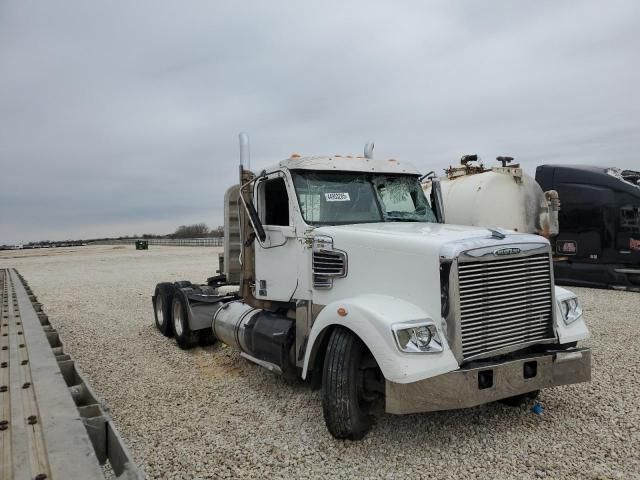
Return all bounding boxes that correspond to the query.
[239,132,250,170]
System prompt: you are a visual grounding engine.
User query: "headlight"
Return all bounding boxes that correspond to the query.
[560,297,583,325]
[392,322,443,353]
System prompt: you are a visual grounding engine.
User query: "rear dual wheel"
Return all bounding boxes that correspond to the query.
[172,295,199,350]
[154,282,203,349]
[153,283,174,337]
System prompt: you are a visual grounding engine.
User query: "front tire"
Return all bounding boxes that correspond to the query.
[321,327,380,440]
[172,294,198,350]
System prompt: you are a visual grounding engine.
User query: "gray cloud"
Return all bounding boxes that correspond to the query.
[1,1,639,243]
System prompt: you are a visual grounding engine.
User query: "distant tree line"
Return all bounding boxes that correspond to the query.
[143,222,223,239]
[170,223,210,238]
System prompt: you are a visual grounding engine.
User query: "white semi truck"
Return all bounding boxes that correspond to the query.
[152,135,591,439]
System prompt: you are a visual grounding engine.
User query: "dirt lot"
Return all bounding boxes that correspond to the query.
[1,245,638,479]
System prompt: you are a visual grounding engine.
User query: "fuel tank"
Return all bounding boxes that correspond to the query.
[213,301,296,375]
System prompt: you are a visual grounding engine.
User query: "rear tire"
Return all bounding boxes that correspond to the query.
[172,294,198,350]
[321,327,378,440]
[153,283,174,337]
[499,390,540,407]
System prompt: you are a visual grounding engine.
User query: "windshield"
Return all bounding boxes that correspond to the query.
[291,170,437,225]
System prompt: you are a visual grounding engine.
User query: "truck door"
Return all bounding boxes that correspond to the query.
[253,173,300,302]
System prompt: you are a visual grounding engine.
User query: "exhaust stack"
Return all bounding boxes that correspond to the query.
[239,132,250,169]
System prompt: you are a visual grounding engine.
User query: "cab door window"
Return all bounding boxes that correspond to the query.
[261,177,290,226]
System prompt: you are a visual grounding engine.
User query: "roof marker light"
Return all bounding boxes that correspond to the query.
[364,141,374,159]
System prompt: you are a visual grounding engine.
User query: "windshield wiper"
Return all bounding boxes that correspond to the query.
[385,217,422,222]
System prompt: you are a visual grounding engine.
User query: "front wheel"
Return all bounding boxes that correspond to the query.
[172,295,198,350]
[321,327,382,440]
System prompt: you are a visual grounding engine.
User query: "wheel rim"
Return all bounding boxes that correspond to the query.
[155,296,164,326]
[173,301,184,337]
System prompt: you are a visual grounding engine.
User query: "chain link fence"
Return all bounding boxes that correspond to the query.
[91,238,224,247]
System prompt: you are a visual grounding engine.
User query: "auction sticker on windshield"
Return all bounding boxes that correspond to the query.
[325,193,351,202]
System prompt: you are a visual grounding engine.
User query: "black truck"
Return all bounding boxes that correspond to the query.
[536,165,640,291]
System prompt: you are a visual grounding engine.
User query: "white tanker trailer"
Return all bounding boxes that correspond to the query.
[423,155,560,239]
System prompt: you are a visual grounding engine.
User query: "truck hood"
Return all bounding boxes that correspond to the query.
[309,223,551,356]
[314,222,549,258]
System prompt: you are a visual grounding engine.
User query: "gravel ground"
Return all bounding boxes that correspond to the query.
[1,245,638,480]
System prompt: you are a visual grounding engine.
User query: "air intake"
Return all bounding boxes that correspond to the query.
[312,236,347,289]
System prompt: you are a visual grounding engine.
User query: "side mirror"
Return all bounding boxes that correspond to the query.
[430,178,445,223]
[237,132,266,243]
[238,185,267,243]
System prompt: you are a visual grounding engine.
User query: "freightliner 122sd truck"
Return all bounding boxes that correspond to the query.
[152,134,591,439]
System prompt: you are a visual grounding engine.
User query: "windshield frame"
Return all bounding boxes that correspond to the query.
[290,169,436,227]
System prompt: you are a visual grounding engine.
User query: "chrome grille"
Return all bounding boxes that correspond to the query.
[458,253,554,360]
[313,250,347,289]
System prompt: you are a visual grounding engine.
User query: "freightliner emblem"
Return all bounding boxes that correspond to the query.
[494,247,521,256]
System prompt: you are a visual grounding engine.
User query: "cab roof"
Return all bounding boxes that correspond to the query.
[273,155,421,175]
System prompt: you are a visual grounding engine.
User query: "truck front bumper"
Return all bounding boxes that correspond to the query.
[385,348,591,414]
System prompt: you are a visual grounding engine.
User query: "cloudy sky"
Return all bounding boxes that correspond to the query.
[1,1,638,244]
